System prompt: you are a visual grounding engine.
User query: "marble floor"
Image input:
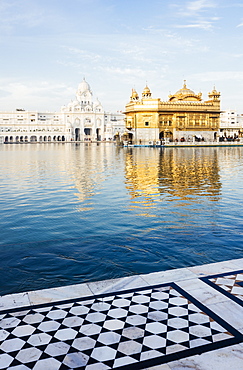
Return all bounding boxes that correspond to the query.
[0,258,243,369]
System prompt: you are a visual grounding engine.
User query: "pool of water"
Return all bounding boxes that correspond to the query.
[0,143,242,295]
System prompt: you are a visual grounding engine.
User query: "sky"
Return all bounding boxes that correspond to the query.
[0,0,243,113]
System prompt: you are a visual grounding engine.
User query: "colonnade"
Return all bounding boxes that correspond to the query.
[3,135,66,143]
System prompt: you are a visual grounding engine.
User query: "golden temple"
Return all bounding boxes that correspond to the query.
[124,81,221,144]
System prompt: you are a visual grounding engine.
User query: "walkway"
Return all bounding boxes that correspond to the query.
[0,258,242,369]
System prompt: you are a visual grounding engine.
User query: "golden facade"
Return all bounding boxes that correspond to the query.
[124,81,221,144]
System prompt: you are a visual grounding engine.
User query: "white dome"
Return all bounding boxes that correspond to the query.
[77,78,91,94]
[94,98,102,107]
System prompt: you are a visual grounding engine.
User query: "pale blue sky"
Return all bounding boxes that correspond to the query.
[0,0,243,112]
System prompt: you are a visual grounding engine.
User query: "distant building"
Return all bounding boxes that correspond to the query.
[124,81,221,144]
[0,79,125,144]
[219,110,243,139]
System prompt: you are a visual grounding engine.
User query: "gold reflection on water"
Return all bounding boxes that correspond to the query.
[125,149,161,206]
[124,147,222,209]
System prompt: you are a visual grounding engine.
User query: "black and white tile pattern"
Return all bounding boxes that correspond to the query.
[0,282,242,369]
[201,270,243,306]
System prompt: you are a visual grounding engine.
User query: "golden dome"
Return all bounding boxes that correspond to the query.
[210,86,220,95]
[142,84,152,98]
[130,88,139,100]
[208,87,220,100]
[169,81,202,102]
[175,81,195,96]
[143,85,150,94]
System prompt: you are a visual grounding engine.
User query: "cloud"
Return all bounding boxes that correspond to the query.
[0,0,65,35]
[61,39,166,72]
[232,53,243,58]
[0,1,41,29]
[175,20,216,30]
[171,0,219,31]
[95,66,146,78]
[0,79,74,110]
[187,0,216,12]
[178,0,217,16]
[191,71,243,82]
[62,47,102,61]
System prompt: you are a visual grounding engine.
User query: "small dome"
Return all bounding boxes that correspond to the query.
[130,88,139,100]
[142,84,152,98]
[143,86,150,94]
[208,87,220,100]
[94,98,102,107]
[72,100,79,106]
[210,86,220,95]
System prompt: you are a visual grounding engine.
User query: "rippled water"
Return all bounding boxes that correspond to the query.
[0,143,242,295]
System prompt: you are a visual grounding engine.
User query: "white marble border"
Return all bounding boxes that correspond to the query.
[0,258,242,312]
[146,343,243,370]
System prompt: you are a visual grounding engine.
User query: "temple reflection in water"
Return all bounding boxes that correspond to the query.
[2,144,235,213]
[124,147,222,208]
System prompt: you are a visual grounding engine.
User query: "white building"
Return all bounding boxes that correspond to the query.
[0,79,125,144]
[219,109,243,139]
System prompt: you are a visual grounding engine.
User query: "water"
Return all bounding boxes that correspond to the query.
[0,143,242,295]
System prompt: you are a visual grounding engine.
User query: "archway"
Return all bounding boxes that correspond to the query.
[164,130,173,142]
[128,132,133,142]
[84,128,91,141]
[84,128,91,136]
[30,136,37,142]
[75,128,80,141]
[96,128,101,141]
[5,136,8,143]
[122,132,133,144]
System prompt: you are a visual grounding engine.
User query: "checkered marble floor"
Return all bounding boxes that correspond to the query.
[0,259,243,369]
[201,270,243,306]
